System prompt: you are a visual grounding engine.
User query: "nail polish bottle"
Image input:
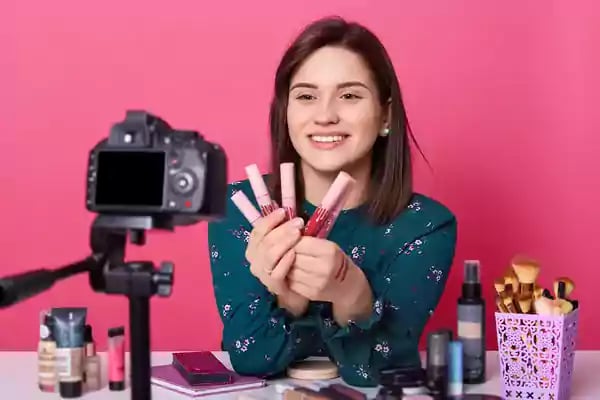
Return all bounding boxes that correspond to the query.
[38,310,57,392]
[83,325,101,391]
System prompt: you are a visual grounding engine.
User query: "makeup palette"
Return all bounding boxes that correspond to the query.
[232,163,355,238]
[493,255,578,316]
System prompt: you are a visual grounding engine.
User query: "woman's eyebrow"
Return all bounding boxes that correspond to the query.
[289,81,370,91]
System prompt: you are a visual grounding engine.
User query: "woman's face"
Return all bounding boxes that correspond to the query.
[286,45,387,174]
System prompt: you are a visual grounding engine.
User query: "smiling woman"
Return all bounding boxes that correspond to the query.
[207,16,458,387]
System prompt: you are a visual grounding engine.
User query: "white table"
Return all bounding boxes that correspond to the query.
[1,351,599,399]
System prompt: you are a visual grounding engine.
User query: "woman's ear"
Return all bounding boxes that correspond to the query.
[379,99,392,137]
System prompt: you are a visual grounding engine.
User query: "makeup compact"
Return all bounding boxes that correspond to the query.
[286,359,339,380]
[172,351,234,385]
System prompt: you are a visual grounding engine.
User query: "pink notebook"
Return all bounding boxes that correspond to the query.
[151,364,266,397]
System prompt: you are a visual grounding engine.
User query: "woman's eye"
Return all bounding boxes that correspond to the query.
[341,93,361,100]
[296,94,315,100]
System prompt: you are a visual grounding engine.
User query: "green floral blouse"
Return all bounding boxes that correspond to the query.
[207,178,457,387]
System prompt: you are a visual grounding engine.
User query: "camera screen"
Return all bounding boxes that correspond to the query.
[94,151,165,207]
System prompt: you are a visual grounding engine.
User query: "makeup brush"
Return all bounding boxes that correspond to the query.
[503,273,518,296]
[517,294,533,314]
[555,298,574,315]
[553,277,575,299]
[511,256,540,298]
[496,297,509,313]
[501,293,518,313]
[493,279,506,296]
[533,297,554,316]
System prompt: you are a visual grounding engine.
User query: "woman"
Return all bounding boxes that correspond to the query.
[207,16,457,387]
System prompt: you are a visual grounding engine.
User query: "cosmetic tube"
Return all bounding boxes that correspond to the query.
[245,164,276,216]
[38,310,57,392]
[51,307,87,398]
[280,162,296,220]
[448,340,464,396]
[304,171,355,237]
[426,330,449,399]
[108,326,125,390]
[83,325,101,391]
[231,190,262,225]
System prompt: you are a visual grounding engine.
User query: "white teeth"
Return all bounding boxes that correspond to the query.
[311,135,345,143]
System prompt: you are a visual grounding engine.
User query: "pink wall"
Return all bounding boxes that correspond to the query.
[2,1,598,352]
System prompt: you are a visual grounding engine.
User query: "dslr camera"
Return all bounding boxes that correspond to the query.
[86,110,227,224]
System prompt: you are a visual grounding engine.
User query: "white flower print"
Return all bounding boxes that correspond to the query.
[384,223,394,236]
[210,245,220,260]
[374,299,383,315]
[230,227,250,243]
[383,273,392,284]
[350,245,366,263]
[234,336,256,353]
[222,303,231,318]
[427,265,443,283]
[374,340,391,358]
[407,200,422,212]
[401,238,424,255]
[248,297,260,314]
[356,364,370,380]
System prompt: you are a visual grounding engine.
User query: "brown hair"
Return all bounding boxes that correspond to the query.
[267,16,425,225]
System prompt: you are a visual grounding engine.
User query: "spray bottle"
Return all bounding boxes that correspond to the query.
[457,260,486,383]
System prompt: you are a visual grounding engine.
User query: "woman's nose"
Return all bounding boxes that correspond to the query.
[314,98,340,125]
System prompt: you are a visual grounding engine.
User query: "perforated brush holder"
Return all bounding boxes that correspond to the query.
[494,308,579,400]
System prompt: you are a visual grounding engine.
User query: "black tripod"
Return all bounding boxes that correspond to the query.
[0,214,175,400]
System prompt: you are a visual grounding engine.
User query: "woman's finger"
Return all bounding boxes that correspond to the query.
[287,265,312,285]
[249,208,286,244]
[270,248,296,283]
[288,280,314,300]
[293,254,322,273]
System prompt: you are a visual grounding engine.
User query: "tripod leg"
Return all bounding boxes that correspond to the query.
[130,295,151,400]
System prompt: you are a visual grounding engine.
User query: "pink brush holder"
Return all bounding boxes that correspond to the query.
[494,308,579,400]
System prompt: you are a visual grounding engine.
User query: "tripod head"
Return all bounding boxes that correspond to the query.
[0,110,228,400]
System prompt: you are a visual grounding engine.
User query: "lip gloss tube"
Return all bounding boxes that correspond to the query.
[245,164,276,216]
[108,326,125,391]
[231,190,262,226]
[315,181,352,239]
[280,162,296,220]
[304,171,355,237]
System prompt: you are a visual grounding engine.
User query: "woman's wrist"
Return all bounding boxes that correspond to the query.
[332,261,374,326]
[276,289,309,317]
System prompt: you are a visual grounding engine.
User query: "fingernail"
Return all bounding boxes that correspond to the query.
[292,218,304,228]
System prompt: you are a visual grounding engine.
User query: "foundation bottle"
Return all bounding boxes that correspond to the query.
[38,310,57,392]
[83,324,101,391]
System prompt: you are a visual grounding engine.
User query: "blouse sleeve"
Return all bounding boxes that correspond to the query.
[207,185,312,377]
[319,215,458,387]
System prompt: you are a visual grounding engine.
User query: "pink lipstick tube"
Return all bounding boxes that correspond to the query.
[245,164,276,216]
[280,162,296,220]
[304,171,355,237]
[231,190,262,226]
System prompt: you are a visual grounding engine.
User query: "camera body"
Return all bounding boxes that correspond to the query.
[86,110,227,223]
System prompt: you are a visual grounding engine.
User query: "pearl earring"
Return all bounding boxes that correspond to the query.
[380,127,390,137]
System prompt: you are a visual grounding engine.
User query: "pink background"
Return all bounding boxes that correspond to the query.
[2,1,598,352]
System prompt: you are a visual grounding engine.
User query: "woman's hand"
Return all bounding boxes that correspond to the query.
[244,208,309,316]
[288,237,374,324]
